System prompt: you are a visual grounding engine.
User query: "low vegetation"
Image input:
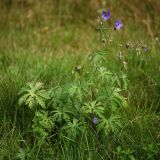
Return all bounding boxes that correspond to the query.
[0,1,160,159]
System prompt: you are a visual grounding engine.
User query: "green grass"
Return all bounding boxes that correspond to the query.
[0,1,160,160]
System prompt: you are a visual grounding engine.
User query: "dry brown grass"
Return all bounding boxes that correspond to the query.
[0,0,159,29]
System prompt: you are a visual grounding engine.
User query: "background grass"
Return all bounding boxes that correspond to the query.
[0,0,160,159]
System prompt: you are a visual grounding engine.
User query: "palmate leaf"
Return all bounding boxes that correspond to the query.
[32,110,53,140]
[18,93,30,106]
[107,88,127,111]
[92,50,109,65]
[49,86,63,106]
[36,111,53,129]
[18,82,50,109]
[68,84,84,101]
[52,106,75,122]
[27,96,35,109]
[97,67,112,80]
[67,81,90,102]
[82,101,104,115]
[33,126,49,139]
[97,115,122,135]
[35,95,46,109]
[16,148,31,160]
[61,118,84,139]
[115,146,136,160]
[52,110,70,122]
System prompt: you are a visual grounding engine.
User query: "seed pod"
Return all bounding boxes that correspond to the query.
[102,38,106,44]
[125,43,130,48]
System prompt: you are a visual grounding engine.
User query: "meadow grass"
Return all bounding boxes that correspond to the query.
[0,1,160,159]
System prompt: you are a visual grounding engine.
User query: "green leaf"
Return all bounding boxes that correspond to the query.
[18,82,50,109]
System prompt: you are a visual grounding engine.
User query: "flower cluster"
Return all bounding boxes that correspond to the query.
[125,41,149,55]
[101,10,123,30]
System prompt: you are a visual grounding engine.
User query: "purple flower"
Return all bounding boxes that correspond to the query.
[102,10,111,21]
[144,47,148,52]
[93,117,99,125]
[114,20,123,30]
